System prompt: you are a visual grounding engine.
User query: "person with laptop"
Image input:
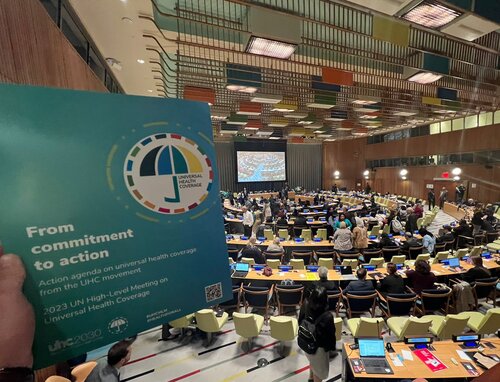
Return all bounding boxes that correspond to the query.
[298,286,337,382]
[462,256,491,284]
[343,268,374,294]
[375,263,405,296]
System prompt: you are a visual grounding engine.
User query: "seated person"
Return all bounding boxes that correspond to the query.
[437,225,454,243]
[343,268,375,294]
[462,256,491,284]
[379,233,397,248]
[86,340,132,382]
[275,215,288,227]
[316,266,337,291]
[400,232,421,253]
[239,237,265,264]
[333,222,353,252]
[306,266,338,298]
[292,209,307,227]
[334,213,352,230]
[405,259,436,294]
[266,237,284,253]
[375,263,405,296]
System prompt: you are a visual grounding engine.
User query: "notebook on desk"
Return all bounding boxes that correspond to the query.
[359,338,393,375]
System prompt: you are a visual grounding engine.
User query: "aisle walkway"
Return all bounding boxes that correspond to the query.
[427,209,456,236]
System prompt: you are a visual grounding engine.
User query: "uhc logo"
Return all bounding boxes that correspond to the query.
[124,133,213,214]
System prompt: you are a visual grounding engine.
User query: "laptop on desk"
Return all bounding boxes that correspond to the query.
[338,265,356,280]
[359,338,393,375]
[232,263,250,278]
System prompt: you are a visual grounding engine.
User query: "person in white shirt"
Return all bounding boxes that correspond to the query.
[242,206,254,237]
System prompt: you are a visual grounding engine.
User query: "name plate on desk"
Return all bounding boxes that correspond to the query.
[0,84,232,368]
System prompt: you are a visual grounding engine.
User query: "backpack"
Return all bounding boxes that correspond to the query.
[392,218,403,233]
[298,316,319,354]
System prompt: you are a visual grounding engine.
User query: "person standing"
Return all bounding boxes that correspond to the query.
[456,184,466,204]
[242,206,254,237]
[439,187,448,209]
[299,286,337,382]
[364,183,371,194]
[427,189,435,211]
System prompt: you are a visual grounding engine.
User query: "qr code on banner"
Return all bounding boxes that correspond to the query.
[205,282,222,302]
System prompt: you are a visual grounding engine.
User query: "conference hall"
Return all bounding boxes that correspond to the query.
[0,1,499,382]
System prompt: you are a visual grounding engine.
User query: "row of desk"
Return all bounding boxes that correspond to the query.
[235,256,500,282]
[226,234,414,248]
[344,338,500,380]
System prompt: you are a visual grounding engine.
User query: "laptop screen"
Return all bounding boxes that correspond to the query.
[359,339,385,357]
[235,263,250,272]
[340,266,352,274]
[448,257,460,267]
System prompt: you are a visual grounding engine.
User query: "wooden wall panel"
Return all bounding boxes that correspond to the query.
[0,0,106,92]
[364,124,500,159]
[322,138,366,190]
[323,125,500,203]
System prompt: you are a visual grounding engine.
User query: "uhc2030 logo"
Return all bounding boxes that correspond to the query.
[124,133,213,214]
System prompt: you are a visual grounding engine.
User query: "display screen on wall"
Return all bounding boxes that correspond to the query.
[236,151,286,182]
[234,140,287,183]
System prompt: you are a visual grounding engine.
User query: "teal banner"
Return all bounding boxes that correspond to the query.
[0,84,231,368]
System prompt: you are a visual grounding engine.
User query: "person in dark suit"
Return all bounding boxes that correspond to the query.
[400,232,421,256]
[462,256,491,284]
[343,268,375,293]
[239,237,265,264]
[375,263,405,296]
[86,341,132,382]
[437,225,454,243]
[406,207,418,233]
[427,189,435,211]
[379,233,397,249]
[293,209,307,227]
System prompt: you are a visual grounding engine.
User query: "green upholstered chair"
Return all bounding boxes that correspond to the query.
[318,258,334,269]
[387,316,433,340]
[456,308,500,335]
[427,314,469,340]
[347,317,384,338]
[233,312,265,350]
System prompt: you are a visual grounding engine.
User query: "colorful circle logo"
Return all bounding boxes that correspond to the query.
[124,133,213,214]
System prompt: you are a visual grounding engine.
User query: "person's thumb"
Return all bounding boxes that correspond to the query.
[0,254,26,292]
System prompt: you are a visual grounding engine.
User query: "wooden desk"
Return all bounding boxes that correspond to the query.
[444,202,466,221]
[227,238,333,248]
[248,192,278,199]
[299,211,326,217]
[234,258,500,282]
[344,339,500,380]
[294,195,315,204]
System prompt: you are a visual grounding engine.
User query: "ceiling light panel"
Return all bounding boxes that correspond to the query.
[407,71,443,84]
[250,93,283,104]
[393,111,418,116]
[401,1,462,29]
[246,37,297,59]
